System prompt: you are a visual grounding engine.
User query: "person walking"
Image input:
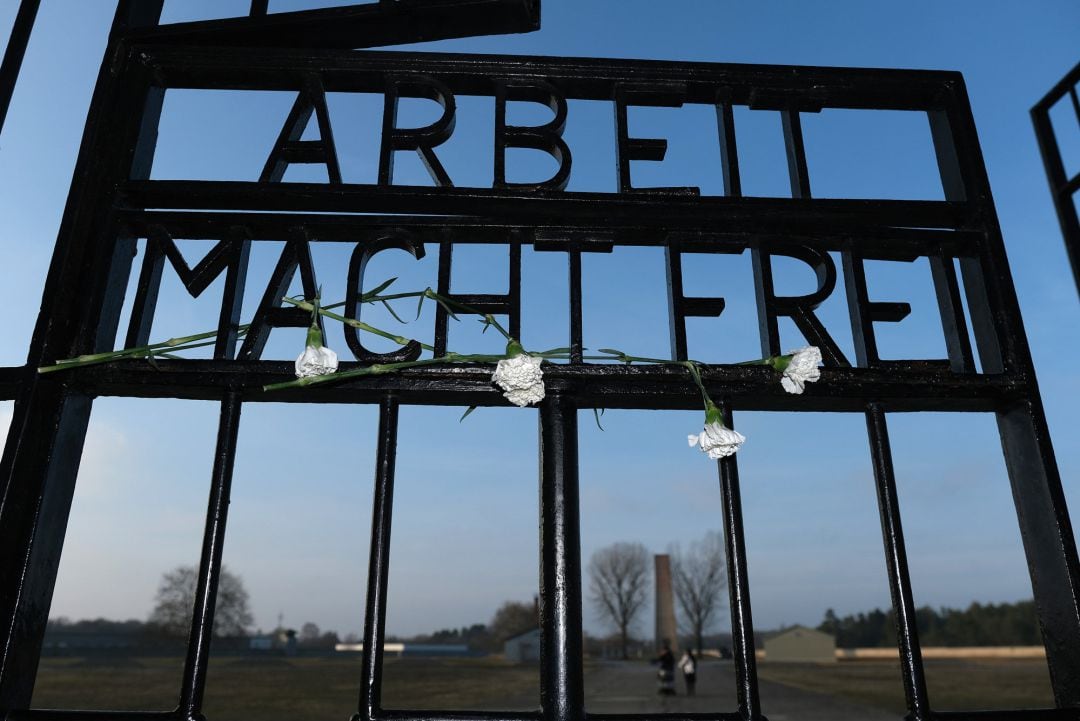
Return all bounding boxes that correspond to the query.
[679,647,697,696]
[654,643,676,695]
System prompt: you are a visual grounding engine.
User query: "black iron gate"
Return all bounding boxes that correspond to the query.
[2,3,1079,721]
[1032,60,1080,298]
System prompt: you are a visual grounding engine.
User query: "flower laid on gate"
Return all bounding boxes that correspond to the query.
[295,296,339,379]
[772,345,822,395]
[688,402,745,459]
[296,342,339,379]
[492,340,545,407]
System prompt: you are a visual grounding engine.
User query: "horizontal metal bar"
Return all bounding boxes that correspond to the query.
[7,703,1066,721]
[586,715,744,721]
[932,710,1074,721]
[9,712,177,721]
[0,367,23,401]
[63,360,1023,412]
[1061,172,1080,198]
[376,712,539,721]
[120,182,971,230]
[117,211,984,257]
[128,0,539,50]
[137,45,959,110]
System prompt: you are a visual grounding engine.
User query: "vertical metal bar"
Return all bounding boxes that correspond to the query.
[665,246,689,361]
[716,97,742,198]
[929,110,1007,372]
[928,255,975,373]
[0,0,40,136]
[865,403,930,721]
[997,402,1080,706]
[942,84,1080,705]
[1070,86,1080,131]
[356,396,399,721]
[0,3,164,710]
[508,239,522,341]
[567,249,583,364]
[539,393,583,721]
[178,391,243,719]
[249,0,270,18]
[214,228,250,361]
[716,403,761,721]
[434,240,453,357]
[781,108,811,199]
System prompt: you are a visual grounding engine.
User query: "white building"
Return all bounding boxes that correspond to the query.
[503,628,541,662]
[763,625,836,663]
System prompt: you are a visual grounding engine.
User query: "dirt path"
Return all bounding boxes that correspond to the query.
[583,660,894,720]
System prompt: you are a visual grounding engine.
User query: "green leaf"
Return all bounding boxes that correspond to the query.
[539,347,573,355]
[361,276,397,301]
[435,297,460,321]
[597,348,624,356]
[381,299,406,324]
[592,408,606,431]
[415,291,426,320]
[459,405,478,422]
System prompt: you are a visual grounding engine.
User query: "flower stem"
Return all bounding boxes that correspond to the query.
[738,355,786,369]
[320,288,425,312]
[282,297,436,352]
[302,288,517,346]
[682,360,714,411]
[39,326,250,373]
[582,352,674,364]
[578,346,717,411]
[479,314,513,341]
[262,351,509,392]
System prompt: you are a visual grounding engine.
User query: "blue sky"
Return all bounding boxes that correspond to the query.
[1,1,1079,644]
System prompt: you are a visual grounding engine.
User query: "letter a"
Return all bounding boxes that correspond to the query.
[260,77,342,184]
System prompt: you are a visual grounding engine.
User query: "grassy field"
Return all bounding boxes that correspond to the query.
[31,656,540,718]
[30,656,1055,719]
[757,658,1055,713]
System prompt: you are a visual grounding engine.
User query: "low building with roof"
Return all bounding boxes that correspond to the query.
[762,625,836,663]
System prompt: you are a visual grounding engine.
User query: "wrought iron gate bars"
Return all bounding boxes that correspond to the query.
[2,4,1079,721]
[1032,60,1080,298]
[0,0,40,137]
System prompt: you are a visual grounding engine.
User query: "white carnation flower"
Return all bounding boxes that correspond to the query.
[295,344,339,378]
[779,345,822,395]
[688,421,746,459]
[493,352,545,407]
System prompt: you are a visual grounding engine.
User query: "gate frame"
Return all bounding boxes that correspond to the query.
[2,5,1079,721]
[1032,60,1080,298]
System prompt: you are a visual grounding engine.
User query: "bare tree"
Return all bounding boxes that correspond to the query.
[148,565,254,638]
[300,622,321,643]
[670,531,727,652]
[588,542,649,659]
[489,599,538,644]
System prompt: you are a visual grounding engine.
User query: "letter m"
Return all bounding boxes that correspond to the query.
[124,225,249,360]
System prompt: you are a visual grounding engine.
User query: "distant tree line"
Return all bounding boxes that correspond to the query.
[818,600,1041,648]
[46,617,151,636]
[401,623,488,647]
[393,599,539,653]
